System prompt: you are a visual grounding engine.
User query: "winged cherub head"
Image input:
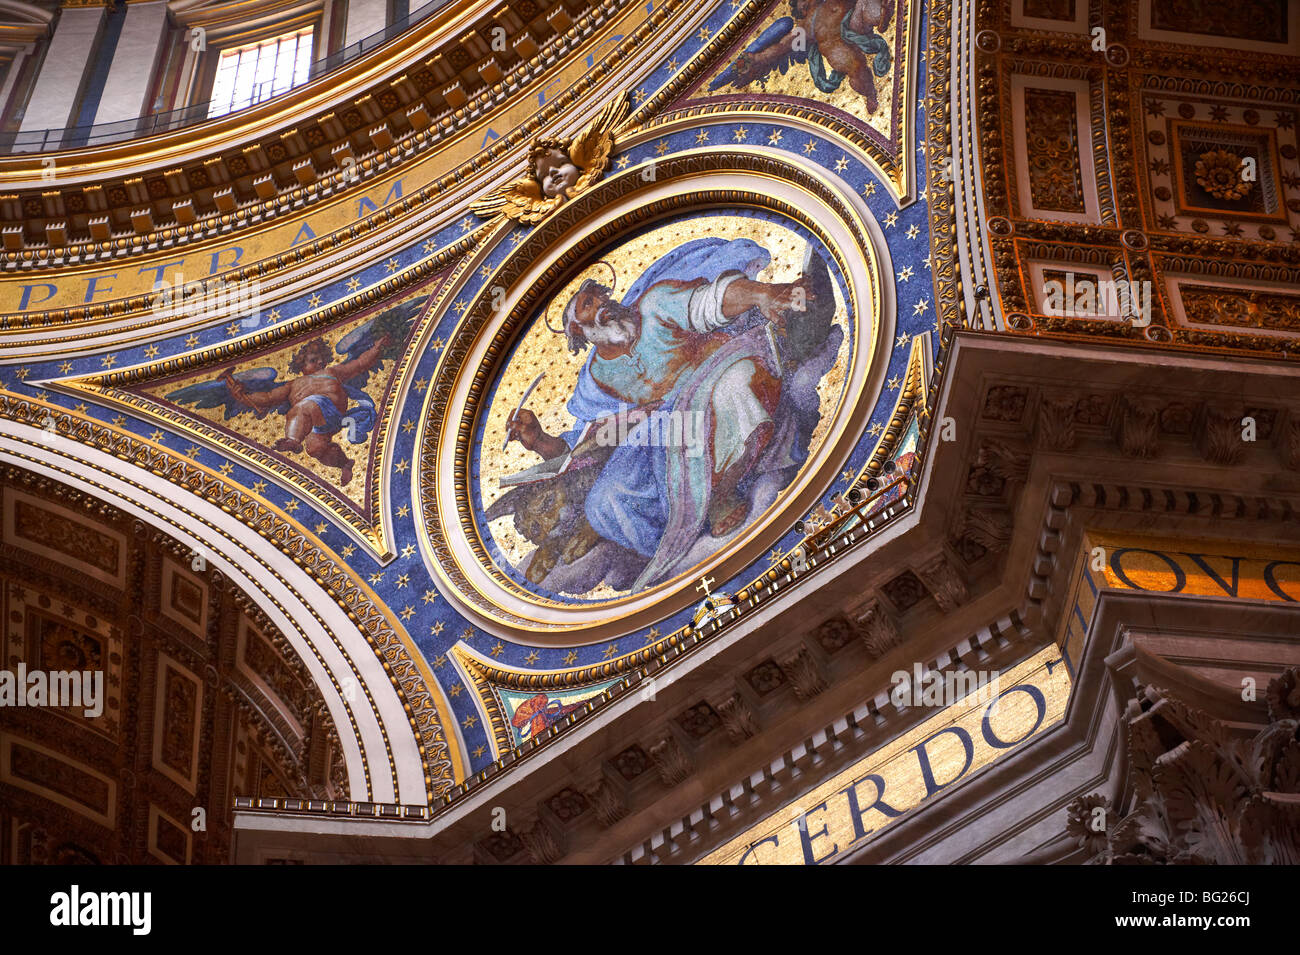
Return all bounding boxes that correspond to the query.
[529,140,581,199]
[289,338,332,375]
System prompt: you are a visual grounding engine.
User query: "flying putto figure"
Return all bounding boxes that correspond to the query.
[709,0,894,111]
[166,298,422,485]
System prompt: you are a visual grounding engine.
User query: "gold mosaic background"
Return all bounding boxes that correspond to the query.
[478,213,852,592]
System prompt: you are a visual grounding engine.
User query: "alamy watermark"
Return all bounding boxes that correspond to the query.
[0,664,103,717]
[1042,276,1151,327]
[592,403,705,457]
[151,272,261,324]
[890,663,1000,708]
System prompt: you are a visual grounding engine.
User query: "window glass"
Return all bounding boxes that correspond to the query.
[207,27,314,119]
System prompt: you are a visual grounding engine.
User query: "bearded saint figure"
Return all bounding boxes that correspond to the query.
[487,236,842,595]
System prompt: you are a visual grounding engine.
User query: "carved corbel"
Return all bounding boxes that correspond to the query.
[587,779,629,828]
[1111,395,1161,458]
[777,644,828,701]
[647,736,692,786]
[854,599,903,659]
[716,694,759,744]
[1198,404,1246,466]
[914,551,969,614]
[1036,393,1078,451]
[518,819,564,864]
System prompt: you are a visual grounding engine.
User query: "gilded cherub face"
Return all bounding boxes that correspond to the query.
[535,148,581,199]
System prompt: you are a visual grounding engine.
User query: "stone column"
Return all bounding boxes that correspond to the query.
[94,0,168,126]
[17,2,107,136]
[344,0,389,48]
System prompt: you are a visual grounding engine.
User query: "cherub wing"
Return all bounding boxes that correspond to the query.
[167,367,285,420]
[469,175,562,224]
[707,17,800,92]
[566,92,632,191]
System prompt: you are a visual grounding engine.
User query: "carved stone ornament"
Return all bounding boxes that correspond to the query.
[469,92,630,224]
[648,736,692,786]
[1066,668,1300,864]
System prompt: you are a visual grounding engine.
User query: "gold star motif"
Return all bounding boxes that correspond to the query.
[219,461,234,475]
[401,543,416,558]
[834,157,849,171]
[666,57,678,71]
[185,335,199,348]
[150,429,164,441]
[524,650,539,664]
[59,361,72,374]
[340,544,356,557]
[450,684,462,697]
[644,627,660,644]
[308,293,322,307]
[490,641,504,658]
[73,403,88,414]
[884,211,898,228]
[252,479,267,493]
[654,139,669,156]
[430,337,445,350]
[111,415,125,426]
[472,744,485,758]
[897,266,914,282]
[314,521,327,533]
[734,126,748,142]
[15,367,29,380]
[564,650,578,665]
[460,217,473,233]
[399,605,415,620]
[285,499,299,512]
[423,239,437,253]
[402,419,414,433]
[461,714,478,729]
[768,130,783,145]
[396,573,409,588]
[269,308,281,322]
[414,377,428,391]
[863,181,877,196]
[433,654,446,668]
[803,139,817,154]
[896,332,911,346]
[615,155,630,169]
[868,421,884,436]
[226,322,241,337]
[395,458,410,473]
[396,504,410,518]
[602,643,618,659]
[460,626,474,641]
[347,277,361,291]
[422,589,438,604]
[697,26,712,41]
[369,571,384,584]
[184,445,199,458]
[385,257,400,273]
[633,88,647,104]
[101,354,117,368]
[144,345,159,359]
[431,621,445,635]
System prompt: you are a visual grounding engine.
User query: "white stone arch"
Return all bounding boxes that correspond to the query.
[0,415,431,804]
